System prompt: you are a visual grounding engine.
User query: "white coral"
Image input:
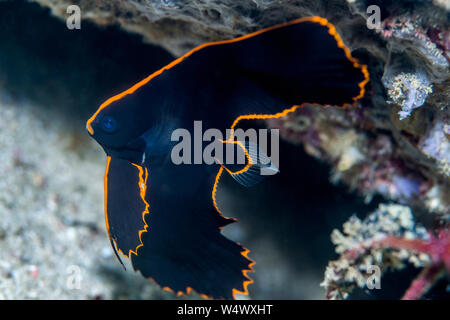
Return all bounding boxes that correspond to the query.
[321,204,430,299]
[386,72,433,120]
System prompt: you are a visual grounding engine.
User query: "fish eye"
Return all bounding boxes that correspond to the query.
[100,115,118,134]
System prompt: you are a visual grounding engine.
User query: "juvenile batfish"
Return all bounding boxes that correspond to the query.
[86,16,369,299]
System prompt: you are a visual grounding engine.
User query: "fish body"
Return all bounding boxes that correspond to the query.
[87,17,369,299]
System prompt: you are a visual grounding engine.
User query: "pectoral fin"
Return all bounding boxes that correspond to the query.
[219,140,279,187]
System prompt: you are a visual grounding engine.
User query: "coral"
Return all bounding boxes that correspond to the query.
[268,103,449,216]
[322,203,448,300]
[380,16,449,68]
[376,229,450,299]
[384,72,433,120]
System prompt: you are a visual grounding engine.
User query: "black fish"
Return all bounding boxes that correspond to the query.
[86,16,369,299]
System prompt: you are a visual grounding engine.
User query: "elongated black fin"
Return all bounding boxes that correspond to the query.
[87,17,369,139]
[104,156,149,258]
[132,224,254,299]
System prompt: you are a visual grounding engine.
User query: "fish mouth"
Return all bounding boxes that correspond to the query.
[86,122,94,135]
[104,136,146,165]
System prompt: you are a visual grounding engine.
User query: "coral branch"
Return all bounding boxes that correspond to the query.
[364,230,449,299]
[322,204,449,300]
[402,263,446,300]
[375,230,450,270]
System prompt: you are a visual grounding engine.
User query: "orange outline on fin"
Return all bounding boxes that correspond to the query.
[232,248,256,299]
[86,16,368,135]
[93,16,370,299]
[147,247,255,300]
[217,139,253,176]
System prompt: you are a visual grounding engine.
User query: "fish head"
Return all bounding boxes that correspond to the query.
[86,95,150,164]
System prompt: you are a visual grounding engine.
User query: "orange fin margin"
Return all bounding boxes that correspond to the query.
[104,157,150,259]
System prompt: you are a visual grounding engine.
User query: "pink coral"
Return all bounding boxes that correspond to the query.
[322,204,448,300]
[345,229,449,300]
